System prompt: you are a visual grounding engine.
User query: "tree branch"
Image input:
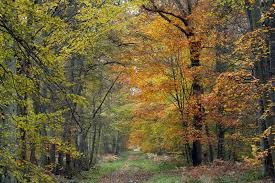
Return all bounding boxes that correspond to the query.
[84,72,121,138]
[142,5,193,37]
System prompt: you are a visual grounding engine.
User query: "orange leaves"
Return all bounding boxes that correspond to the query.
[203,71,259,128]
[116,0,261,156]
[134,103,167,120]
[138,14,189,57]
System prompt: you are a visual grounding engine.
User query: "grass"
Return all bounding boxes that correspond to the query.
[77,157,126,183]
[76,151,182,183]
[145,174,182,183]
[76,152,268,183]
[180,168,266,183]
[214,168,265,183]
[127,152,181,173]
[125,151,183,183]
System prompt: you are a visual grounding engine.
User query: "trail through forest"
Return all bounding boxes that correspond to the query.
[1,0,275,182]
[77,151,183,183]
[98,155,153,183]
[76,151,272,183]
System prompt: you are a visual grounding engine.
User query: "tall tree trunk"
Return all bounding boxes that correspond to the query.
[190,37,203,166]
[142,1,204,166]
[263,0,275,178]
[246,0,275,178]
[1,43,18,183]
[18,60,31,161]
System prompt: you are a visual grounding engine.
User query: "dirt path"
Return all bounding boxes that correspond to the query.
[79,152,271,183]
[99,155,154,183]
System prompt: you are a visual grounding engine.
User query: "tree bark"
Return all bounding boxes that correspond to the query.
[205,125,214,162]
[190,38,203,166]
[246,0,275,178]
[217,124,225,160]
[90,120,97,167]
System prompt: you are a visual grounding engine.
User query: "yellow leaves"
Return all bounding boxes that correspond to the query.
[0,149,58,182]
[234,28,269,68]
[243,156,261,167]
[69,94,88,107]
[261,126,272,138]
[46,137,81,158]
[15,110,65,143]
[247,0,256,5]
[203,70,259,130]
[139,15,188,54]
[128,115,183,152]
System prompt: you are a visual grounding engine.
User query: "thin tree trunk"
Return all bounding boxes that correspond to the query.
[49,144,56,171]
[205,125,214,162]
[217,124,225,160]
[184,144,192,165]
[90,120,97,166]
[95,121,103,164]
[57,152,64,175]
[114,131,120,155]
[30,143,37,164]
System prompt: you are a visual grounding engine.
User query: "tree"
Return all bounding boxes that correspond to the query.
[0,0,140,181]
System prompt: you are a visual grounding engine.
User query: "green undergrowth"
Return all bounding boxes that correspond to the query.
[126,151,183,183]
[182,168,267,183]
[127,151,182,173]
[214,169,266,183]
[76,152,268,183]
[77,156,126,183]
[77,151,182,183]
[145,174,182,183]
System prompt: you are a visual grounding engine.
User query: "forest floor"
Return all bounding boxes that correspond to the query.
[74,151,272,183]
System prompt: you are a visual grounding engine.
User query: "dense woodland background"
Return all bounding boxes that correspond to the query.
[0,0,274,182]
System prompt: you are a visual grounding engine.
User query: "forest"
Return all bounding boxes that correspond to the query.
[0,0,274,182]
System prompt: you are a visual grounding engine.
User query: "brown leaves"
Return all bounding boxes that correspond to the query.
[203,71,260,128]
